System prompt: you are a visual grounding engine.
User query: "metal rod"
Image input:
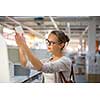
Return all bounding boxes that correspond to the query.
[49,16,59,30]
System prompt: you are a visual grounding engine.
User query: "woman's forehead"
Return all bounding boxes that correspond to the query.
[48,34,58,40]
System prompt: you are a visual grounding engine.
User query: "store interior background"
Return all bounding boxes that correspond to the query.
[0,16,100,83]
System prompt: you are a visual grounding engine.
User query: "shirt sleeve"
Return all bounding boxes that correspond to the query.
[41,57,72,73]
[25,57,72,73]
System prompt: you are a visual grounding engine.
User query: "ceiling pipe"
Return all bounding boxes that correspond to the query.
[5,16,44,39]
[67,22,71,38]
[0,22,14,29]
[5,16,21,25]
[49,16,71,38]
[49,16,59,30]
[82,26,88,35]
[23,26,44,38]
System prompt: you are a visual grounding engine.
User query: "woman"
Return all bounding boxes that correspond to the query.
[15,30,72,83]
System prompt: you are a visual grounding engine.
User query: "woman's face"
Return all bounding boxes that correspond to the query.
[46,34,63,53]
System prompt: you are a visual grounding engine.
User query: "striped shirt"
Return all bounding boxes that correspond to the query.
[25,56,72,83]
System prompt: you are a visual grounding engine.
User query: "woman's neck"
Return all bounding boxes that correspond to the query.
[52,52,63,61]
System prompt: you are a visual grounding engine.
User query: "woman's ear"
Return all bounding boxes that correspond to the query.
[59,43,65,50]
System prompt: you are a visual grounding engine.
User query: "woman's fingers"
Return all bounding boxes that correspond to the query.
[15,33,22,46]
[15,32,26,48]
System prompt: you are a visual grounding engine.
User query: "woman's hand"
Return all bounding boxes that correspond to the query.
[15,33,26,48]
[15,33,43,71]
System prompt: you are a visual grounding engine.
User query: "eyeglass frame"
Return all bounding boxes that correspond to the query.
[45,39,61,46]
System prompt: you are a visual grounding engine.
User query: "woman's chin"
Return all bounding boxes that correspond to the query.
[47,49,52,52]
[47,49,50,52]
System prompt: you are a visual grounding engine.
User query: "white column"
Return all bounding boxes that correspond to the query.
[86,19,96,74]
[0,34,10,82]
[80,35,83,53]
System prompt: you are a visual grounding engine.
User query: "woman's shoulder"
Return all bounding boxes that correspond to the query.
[59,56,72,63]
[41,56,72,64]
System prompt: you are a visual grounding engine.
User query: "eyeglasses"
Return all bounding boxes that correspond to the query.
[45,39,59,46]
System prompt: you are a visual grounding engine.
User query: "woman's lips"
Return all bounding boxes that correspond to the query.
[48,47,51,50]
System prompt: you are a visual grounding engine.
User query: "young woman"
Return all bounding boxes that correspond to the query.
[15,30,72,83]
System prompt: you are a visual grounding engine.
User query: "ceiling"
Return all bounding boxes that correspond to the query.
[0,16,100,39]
